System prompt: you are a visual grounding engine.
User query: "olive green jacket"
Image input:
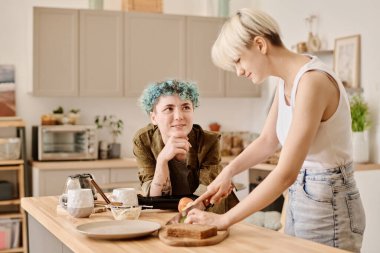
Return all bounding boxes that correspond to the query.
[133,123,238,213]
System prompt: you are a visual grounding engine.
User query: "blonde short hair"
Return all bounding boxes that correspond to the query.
[212,8,283,72]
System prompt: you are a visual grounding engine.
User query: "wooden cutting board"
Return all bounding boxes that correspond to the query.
[158,226,229,247]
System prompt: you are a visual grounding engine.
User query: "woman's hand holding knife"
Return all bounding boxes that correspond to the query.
[184,171,236,230]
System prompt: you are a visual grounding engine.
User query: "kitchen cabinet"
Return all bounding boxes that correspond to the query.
[186,16,225,97]
[185,17,260,97]
[32,159,140,197]
[33,8,79,96]
[354,164,380,253]
[33,8,261,98]
[33,168,109,197]
[33,8,123,97]
[124,13,186,97]
[79,10,124,96]
[228,161,276,201]
[109,168,141,190]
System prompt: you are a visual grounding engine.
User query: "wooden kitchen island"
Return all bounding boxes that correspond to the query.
[21,196,350,253]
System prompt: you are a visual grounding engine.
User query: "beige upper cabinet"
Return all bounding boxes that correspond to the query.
[124,13,186,97]
[33,8,79,96]
[186,16,225,97]
[80,10,123,96]
[33,8,260,98]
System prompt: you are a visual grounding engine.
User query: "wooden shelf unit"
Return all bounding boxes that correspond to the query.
[0,120,28,253]
[0,247,24,253]
[0,199,21,206]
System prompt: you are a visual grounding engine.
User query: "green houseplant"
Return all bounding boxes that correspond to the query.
[350,94,371,162]
[52,106,64,124]
[350,95,370,132]
[95,115,124,159]
[95,115,124,143]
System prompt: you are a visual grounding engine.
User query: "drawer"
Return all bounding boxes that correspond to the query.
[110,168,139,183]
[38,168,109,196]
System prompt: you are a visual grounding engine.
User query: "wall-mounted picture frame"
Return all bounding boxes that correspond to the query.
[333,34,361,88]
[0,65,16,117]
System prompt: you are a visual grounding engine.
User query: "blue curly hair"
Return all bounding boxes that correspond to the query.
[139,80,200,114]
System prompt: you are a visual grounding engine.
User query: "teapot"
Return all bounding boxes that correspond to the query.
[59,173,97,207]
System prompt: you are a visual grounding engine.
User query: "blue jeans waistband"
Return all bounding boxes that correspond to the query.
[296,162,353,184]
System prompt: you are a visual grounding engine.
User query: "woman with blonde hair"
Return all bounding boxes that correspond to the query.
[187,8,365,252]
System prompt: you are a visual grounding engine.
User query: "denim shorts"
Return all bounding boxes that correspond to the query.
[285,163,365,252]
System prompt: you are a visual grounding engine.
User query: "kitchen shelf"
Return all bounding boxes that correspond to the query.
[307,49,333,55]
[0,247,24,253]
[0,199,21,206]
[0,119,28,253]
[0,160,24,166]
[0,164,23,171]
[0,213,23,219]
[0,120,25,128]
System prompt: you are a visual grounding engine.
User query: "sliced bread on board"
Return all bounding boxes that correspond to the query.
[166,224,217,239]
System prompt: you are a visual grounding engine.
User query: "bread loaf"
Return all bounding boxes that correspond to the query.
[166,224,217,239]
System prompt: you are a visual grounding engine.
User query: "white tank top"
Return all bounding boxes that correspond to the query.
[276,55,353,169]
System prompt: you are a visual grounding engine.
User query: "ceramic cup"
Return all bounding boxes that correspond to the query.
[111,188,138,207]
[67,189,94,218]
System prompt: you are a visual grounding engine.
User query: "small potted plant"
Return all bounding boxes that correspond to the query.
[350,94,371,163]
[52,106,64,125]
[95,115,124,159]
[68,109,80,125]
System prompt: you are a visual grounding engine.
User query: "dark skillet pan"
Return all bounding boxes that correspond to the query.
[137,194,198,210]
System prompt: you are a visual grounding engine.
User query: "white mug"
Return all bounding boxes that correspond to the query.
[111,188,138,207]
[67,189,94,218]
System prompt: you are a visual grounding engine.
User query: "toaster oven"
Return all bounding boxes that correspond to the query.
[32,125,98,161]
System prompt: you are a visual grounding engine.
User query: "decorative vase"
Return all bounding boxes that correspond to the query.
[352,131,369,163]
[68,113,80,125]
[218,0,230,17]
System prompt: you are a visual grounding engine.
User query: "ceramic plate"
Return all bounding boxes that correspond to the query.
[76,220,161,239]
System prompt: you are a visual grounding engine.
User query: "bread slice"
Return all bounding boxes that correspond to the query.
[166,224,217,239]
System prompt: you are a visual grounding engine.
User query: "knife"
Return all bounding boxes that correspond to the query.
[166,183,236,225]
[166,199,214,225]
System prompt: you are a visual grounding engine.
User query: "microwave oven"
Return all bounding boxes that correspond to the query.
[32,125,98,161]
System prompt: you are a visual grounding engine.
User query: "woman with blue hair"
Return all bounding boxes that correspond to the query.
[133,79,238,213]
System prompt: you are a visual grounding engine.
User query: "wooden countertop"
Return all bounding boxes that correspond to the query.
[21,196,350,253]
[354,163,380,171]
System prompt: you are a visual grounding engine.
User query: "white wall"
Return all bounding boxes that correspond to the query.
[255,0,380,162]
[0,0,378,162]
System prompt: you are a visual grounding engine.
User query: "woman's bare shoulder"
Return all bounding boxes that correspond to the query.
[300,70,338,92]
